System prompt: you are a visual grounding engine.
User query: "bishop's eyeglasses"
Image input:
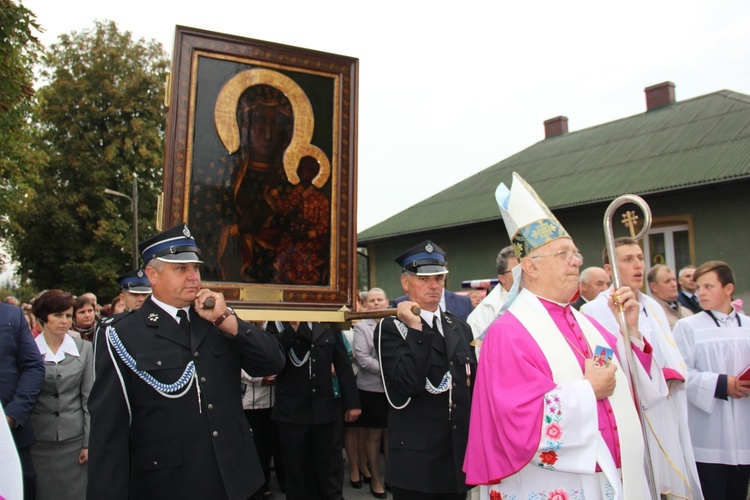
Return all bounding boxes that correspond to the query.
[529,250,584,264]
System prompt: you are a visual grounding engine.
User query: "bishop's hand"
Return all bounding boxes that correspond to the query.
[584,358,617,400]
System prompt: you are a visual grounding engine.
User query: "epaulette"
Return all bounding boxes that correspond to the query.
[99,309,136,327]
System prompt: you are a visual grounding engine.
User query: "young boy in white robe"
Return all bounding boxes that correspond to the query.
[674,260,750,500]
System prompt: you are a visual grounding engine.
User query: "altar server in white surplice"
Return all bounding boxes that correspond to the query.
[674,261,750,500]
[583,237,703,499]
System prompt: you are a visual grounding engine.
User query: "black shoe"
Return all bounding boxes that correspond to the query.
[360,469,372,484]
[350,478,362,489]
[370,484,387,499]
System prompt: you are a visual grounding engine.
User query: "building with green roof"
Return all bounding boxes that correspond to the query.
[357,82,750,302]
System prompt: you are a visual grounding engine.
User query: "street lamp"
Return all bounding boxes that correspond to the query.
[104,174,139,269]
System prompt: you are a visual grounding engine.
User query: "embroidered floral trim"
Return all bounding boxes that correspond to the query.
[537,393,563,470]
[528,488,583,500]
[488,490,517,500]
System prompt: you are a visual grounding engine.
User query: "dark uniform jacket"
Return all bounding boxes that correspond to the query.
[87,298,286,500]
[269,322,359,424]
[377,311,476,494]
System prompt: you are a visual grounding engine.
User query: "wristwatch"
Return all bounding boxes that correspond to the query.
[213,307,235,327]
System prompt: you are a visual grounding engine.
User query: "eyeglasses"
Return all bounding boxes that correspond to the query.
[529,250,583,264]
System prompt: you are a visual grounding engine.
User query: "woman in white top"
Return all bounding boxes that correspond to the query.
[674,261,750,500]
[353,288,390,498]
[30,290,94,500]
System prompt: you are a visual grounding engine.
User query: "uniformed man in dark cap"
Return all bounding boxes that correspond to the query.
[376,240,477,500]
[87,224,286,500]
[115,268,152,311]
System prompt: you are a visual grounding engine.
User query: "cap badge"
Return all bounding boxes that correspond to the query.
[183,224,191,238]
[147,313,159,323]
[425,242,434,253]
[137,269,144,278]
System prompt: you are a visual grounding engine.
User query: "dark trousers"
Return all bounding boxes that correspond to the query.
[391,486,466,500]
[245,408,285,494]
[19,445,36,500]
[327,399,344,500]
[278,421,336,500]
[697,462,750,500]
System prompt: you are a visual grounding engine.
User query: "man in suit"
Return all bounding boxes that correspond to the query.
[269,321,360,500]
[0,301,45,499]
[571,266,610,310]
[677,265,703,313]
[87,224,286,500]
[648,264,693,328]
[377,240,477,499]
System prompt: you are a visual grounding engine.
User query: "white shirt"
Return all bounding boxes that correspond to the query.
[35,333,80,363]
[151,296,190,324]
[420,309,443,336]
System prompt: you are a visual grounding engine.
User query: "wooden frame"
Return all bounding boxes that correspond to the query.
[161,26,358,317]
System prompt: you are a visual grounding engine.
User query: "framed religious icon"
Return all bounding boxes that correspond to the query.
[161,26,358,318]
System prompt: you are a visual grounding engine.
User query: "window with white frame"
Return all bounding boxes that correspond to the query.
[643,224,691,272]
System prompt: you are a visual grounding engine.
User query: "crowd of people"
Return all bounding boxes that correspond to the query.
[2,174,749,500]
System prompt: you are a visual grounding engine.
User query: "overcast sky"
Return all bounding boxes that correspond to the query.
[21,0,750,232]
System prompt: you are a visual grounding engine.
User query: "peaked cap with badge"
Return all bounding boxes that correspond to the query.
[496,172,570,259]
[395,240,449,276]
[139,223,203,264]
[115,269,152,294]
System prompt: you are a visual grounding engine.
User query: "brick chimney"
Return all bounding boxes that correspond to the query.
[645,81,675,111]
[544,116,568,139]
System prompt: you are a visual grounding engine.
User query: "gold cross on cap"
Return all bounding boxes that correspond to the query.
[621,210,639,237]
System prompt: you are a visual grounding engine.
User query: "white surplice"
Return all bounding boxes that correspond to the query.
[583,290,703,499]
[674,311,750,465]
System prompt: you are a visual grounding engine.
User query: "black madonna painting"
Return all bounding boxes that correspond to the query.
[161,27,358,310]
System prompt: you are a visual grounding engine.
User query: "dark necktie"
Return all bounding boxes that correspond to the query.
[690,295,701,310]
[432,315,441,335]
[177,310,191,336]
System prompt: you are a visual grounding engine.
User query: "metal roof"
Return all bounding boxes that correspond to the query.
[358,90,750,243]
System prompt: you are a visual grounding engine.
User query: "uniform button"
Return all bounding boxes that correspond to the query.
[212,431,219,438]
[312,388,316,393]
[207,404,214,411]
[417,340,423,345]
[452,383,456,388]
[614,426,618,430]
[452,425,457,430]
[156,361,162,366]
[53,393,59,398]
[449,361,454,366]
[608,409,613,414]
[452,404,457,409]
[200,377,206,383]
[53,411,60,417]
[312,373,316,378]
[400,441,404,446]
[193,351,199,358]
[312,358,316,363]
[153,461,158,466]
[56,374,62,380]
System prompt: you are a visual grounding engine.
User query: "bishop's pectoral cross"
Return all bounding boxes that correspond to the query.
[621,210,639,237]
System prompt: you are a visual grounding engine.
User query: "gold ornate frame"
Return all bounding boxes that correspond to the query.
[161,26,358,318]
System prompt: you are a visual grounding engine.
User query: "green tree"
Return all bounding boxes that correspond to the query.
[0,1,45,269]
[6,20,169,300]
